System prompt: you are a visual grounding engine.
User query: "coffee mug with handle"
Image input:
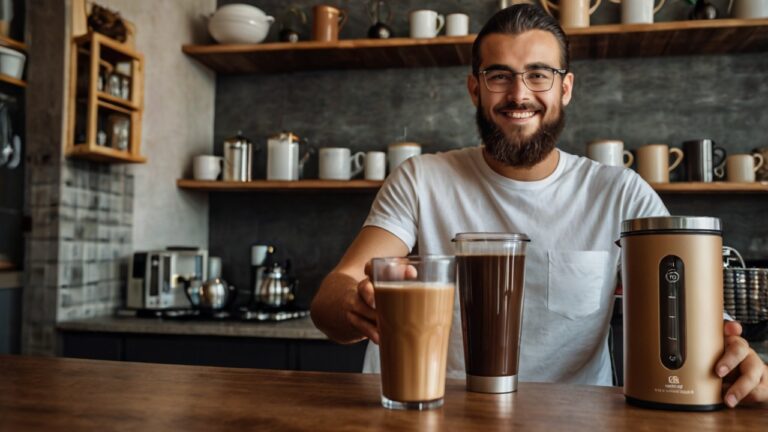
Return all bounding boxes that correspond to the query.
[319,147,364,180]
[716,153,765,183]
[636,143,684,183]
[586,139,634,167]
[609,0,666,24]
[193,155,223,181]
[409,10,444,38]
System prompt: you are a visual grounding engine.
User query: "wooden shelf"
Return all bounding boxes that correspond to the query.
[651,181,768,193]
[97,92,138,111]
[182,19,768,74]
[177,179,383,192]
[0,35,27,52]
[0,74,26,88]
[67,144,146,164]
[177,179,768,194]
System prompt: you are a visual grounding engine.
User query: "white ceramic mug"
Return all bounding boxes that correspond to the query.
[193,155,223,181]
[388,142,422,173]
[409,10,444,38]
[586,140,634,167]
[445,13,469,36]
[636,144,684,183]
[267,140,299,181]
[364,151,386,180]
[718,153,765,182]
[612,0,666,24]
[730,0,768,19]
[319,147,365,180]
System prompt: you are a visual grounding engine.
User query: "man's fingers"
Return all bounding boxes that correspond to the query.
[716,335,751,378]
[723,352,766,408]
[346,310,379,345]
[724,320,743,337]
[357,278,376,309]
[738,365,768,405]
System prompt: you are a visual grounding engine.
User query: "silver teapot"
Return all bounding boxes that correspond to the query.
[254,262,297,308]
[185,277,237,311]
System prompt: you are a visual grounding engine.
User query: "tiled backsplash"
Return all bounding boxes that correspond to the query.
[22,159,133,355]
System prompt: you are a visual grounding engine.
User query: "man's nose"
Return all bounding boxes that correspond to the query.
[505,74,530,101]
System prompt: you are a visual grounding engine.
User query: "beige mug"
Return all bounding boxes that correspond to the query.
[636,144,684,183]
[541,0,602,28]
[716,153,765,182]
[312,5,348,42]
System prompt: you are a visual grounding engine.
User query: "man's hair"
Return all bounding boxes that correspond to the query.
[471,4,570,76]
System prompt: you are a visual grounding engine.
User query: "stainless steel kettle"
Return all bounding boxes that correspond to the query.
[255,262,297,308]
[185,277,237,311]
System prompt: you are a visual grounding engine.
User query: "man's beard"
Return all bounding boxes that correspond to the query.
[476,100,566,168]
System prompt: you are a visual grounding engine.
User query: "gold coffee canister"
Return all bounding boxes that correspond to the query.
[620,216,724,411]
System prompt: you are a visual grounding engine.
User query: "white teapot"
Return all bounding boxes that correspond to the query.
[208,4,275,44]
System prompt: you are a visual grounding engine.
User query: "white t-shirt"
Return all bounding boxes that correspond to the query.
[362,146,669,385]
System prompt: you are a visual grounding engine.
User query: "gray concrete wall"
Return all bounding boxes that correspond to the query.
[97,0,216,251]
[210,0,768,306]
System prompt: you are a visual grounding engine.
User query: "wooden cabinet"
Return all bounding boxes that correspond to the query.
[59,330,368,373]
[66,32,145,163]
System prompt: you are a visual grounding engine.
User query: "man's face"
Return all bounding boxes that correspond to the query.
[468,31,574,167]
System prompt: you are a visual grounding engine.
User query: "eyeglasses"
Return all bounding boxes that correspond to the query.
[480,67,568,93]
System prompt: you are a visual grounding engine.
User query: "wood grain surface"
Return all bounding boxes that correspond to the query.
[182,19,768,74]
[0,355,765,431]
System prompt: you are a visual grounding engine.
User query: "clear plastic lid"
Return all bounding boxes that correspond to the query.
[452,232,531,256]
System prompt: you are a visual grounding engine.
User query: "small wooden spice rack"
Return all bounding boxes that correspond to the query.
[66,32,145,163]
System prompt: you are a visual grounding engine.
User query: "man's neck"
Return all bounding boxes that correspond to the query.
[482,148,561,181]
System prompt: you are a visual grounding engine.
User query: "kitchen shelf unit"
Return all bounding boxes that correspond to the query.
[177,179,383,192]
[651,181,768,194]
[0,35,27,87]
[66,32,145,164]
[182,18,768,74]
[178,179,768,194]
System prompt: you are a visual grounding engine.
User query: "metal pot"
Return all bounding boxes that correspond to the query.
[254,262,297,308]
[185,277,237,311]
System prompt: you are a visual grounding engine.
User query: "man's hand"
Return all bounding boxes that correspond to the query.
[343,275,379,345]
[717,321,768,407]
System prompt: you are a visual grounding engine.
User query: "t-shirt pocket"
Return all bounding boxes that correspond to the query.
[547,250,610,320]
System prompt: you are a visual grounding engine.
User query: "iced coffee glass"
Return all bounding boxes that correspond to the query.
[371,256,455,410]
[454,232,530,393]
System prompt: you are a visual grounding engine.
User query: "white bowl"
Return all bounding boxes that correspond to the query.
[0,46,25,79]
[208,4,275,44]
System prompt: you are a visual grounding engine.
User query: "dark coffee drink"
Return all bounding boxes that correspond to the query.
[457,254,526,377]
[375,282,454,404]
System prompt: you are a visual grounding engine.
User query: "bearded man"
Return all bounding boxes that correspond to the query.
[310,4,768,408]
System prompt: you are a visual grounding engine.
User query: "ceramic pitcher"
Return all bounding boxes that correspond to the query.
[729,0,768,19]
[541,0,602,28]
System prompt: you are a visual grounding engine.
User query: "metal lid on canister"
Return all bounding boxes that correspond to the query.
[620,216,722,236]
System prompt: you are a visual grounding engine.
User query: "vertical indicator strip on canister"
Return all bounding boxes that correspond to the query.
[660,255,686,370]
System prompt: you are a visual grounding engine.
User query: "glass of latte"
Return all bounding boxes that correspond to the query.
[371,256,455,410]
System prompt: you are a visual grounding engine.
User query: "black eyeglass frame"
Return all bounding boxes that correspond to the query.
[479,66,569,93]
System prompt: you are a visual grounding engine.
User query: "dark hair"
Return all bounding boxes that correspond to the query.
[471,4,570,76]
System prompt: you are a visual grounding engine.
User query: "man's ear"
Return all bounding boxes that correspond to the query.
[561,72,574,107]
[467,74,480,107]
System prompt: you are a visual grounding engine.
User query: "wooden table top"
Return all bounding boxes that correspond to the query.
[1,355,765,431]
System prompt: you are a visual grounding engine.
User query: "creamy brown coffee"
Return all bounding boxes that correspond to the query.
[375,282,454,403]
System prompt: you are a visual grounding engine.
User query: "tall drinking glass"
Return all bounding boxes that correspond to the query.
[454,232,531,393]
[372,256,455,410]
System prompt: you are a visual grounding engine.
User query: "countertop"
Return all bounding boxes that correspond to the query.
[56,315,328,340]
[0,355,765,432]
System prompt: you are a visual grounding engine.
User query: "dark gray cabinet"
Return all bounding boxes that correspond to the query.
[59,331,367,373]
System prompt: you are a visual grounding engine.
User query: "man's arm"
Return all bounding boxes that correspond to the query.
[310,226,409,344]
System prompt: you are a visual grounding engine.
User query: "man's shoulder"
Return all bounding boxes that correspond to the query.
[411,146,481,174]
[561,151,641,185]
